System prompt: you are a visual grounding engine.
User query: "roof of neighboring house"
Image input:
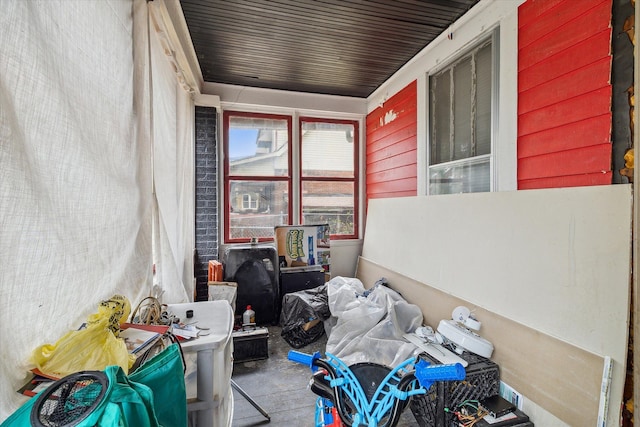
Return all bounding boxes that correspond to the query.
[230,129,354,175]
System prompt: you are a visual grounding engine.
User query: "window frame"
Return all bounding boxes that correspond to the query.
[223,111,360,243]
[223,110,293,244]
[299,116,359,240]
[426,28,499,195]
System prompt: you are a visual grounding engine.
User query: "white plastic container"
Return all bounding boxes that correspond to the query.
[242,305,256,325]
[167,301,234,427]
[437,319,494,358]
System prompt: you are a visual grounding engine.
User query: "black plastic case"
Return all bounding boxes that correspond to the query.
[221,244,279,325]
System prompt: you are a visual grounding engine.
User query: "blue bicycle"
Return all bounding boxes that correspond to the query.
[288,350,466,427]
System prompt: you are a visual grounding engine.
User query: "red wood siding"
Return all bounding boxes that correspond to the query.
[366,81,418,201]
[517,0,613,189]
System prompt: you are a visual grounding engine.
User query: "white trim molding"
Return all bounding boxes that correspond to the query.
[149,0,203,94]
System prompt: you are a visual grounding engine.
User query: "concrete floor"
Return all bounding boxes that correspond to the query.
[231,325,419,426]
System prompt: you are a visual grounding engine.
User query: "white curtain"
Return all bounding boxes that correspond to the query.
[149,4,194,303]
[0,0,193,419]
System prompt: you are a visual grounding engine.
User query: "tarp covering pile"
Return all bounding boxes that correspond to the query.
[325,277,424,368]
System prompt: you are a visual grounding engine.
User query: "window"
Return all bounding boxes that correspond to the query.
[223,112,358,243]
[428,33,496,195]
[241,193,259,211]
[300,118,358,239]
[224,111,292,242]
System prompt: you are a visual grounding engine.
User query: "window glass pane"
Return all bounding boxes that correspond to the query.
[475,43,493,156]
[453,57,472,161]
[429,157,490,195]
[430,71,451,165]
[229,116,289,177]
[428,34,493,195]
[302,181,354,235]
[229,180,288,239]
[301,122,354,178]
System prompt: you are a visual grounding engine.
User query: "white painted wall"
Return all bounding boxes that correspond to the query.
[329,239,363,278]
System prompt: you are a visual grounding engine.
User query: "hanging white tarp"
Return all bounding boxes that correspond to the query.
[0,0,193,419]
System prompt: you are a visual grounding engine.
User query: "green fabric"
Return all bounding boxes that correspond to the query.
[130,343,187,427]
[90,366,159,427]
[2,344,186,427]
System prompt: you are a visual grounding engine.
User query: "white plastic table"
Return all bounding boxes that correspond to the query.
[167,301,234,427]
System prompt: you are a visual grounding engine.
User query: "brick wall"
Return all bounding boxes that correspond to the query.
[194,106,218,301]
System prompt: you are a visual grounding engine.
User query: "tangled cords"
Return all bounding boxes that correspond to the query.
[445,400,488,427]
[128,297,185,373]
[130,297,174,325]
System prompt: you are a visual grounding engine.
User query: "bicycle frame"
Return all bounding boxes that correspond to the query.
[288,350,465,427]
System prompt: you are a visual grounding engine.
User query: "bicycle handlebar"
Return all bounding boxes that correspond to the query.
[413,358,466,389]
[287,350,321,371]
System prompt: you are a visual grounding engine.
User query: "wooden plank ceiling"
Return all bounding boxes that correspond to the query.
[179,0,481,98]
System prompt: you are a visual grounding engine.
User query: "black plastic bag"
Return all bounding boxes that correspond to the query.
[280,284,330,348]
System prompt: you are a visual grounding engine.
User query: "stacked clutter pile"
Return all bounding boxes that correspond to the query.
[280,284,331,348]
[324,277,423,368]
[280,276,423,355]
[409,351,501,427]
[284,276,533,426]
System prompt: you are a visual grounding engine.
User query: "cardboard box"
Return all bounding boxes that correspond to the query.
[274,224,330,274]
[208,281,237,311]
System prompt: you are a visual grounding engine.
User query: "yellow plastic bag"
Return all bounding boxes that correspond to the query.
[31,295,136,378]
